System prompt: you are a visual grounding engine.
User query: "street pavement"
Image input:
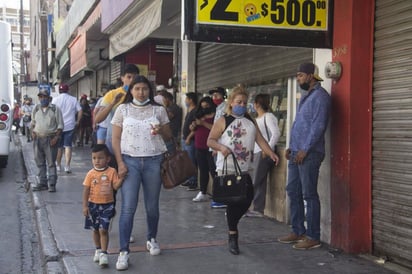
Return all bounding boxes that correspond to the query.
[19,135,405,274]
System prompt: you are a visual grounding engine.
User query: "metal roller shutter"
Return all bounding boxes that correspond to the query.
[196,43,312,92]
[110,61,121,84]
[373,0,412,268]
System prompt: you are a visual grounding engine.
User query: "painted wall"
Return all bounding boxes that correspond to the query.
[330,0,374,253]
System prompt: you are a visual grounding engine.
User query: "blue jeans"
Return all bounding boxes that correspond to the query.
[286,151,324,241]
[118,154,163,252]
[181,139,197,184]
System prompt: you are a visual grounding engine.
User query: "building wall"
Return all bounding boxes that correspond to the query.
[330,0,374,253]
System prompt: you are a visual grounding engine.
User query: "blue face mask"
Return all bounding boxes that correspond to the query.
[133,98,150,106]
[40,98,49,107]
[232,105,247,116]
[185,102,190,108]
[123,85,129,92]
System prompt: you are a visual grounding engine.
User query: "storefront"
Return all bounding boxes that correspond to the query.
[372,0,412,268]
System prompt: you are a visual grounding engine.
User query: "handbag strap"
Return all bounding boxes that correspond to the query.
[222,152,242,175]
[263,114,270,141]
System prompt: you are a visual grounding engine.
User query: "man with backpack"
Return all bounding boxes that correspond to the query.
[31,88,64,192]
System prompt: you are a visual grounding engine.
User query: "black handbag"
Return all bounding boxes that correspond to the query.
[212,153,251,204]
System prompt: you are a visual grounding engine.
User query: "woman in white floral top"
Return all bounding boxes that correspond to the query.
[208,85,279,255]
[111,75,172,270]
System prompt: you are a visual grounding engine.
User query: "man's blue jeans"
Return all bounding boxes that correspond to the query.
[118,154,163,252]
[286,151,324,241]
[181,139,197,184]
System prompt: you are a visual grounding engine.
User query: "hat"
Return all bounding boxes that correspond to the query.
[298,63,323,81]
[59,83,69,91]
[38,89,50,96]
[208,87,226,97]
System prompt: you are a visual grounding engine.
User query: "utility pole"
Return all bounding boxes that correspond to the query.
[19,0,25,85]
[40,0,48,84]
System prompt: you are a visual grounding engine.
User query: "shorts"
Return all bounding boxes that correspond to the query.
[84,202,115,231]
[59,130,75,148]
[96,126,107,141]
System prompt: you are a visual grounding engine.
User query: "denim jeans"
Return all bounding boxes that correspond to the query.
[286,151,324,241]
[181,139,197,184]
[118,154,163,252]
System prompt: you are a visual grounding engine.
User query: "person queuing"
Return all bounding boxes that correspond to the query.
[111,75,172,271]
[247,94,280,217]
[277,63,331,250]
[207,85,279,255]
[190,96,217,202]
[31,89,64,192]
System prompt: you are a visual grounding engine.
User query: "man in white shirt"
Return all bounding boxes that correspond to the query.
[52,83,82,173]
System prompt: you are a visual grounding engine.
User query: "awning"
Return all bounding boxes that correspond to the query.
[109,0,162,59]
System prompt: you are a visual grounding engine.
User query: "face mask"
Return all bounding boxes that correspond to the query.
[89,103,95,108]
[133,98,150,106]
[232,105,247,116]
[40,98,49,107]
[299,82,310,91]
[185,102,190,108]
[213,98,224,106]
[123,85,129,92]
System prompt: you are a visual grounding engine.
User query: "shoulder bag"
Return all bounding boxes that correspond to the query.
[161,147,197,189]
[212,152,251,204]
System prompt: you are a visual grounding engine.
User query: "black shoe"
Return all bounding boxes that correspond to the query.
[48,185,56,192]
[181,181,191,187]
[228,233,239,255]
[32,184,48,191]
[186,183,198,191]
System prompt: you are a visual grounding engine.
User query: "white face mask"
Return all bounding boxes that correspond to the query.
[133,98,150,106]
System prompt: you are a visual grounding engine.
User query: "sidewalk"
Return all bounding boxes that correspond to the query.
[20,136,402,274]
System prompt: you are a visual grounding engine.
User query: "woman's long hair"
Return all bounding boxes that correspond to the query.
[254,93,272,112]
[122,75,160,106]
[195,96,216,118]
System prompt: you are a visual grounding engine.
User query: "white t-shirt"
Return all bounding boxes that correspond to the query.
[254,112,280,153]
[95,97,110,128]
[52,93,81,131]
[111,103,169,157]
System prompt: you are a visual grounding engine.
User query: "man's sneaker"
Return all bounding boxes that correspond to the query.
[244,210,264,217]
[211,201,227,208]
[56,164,61,172]
[278,233,306,244]
[146,238,161,255]
[293,238,321,250]
[192,191,208,202]
[180,180,190,187]
[93,249,101,262]
[129,236,135,243]
[64,166,72,173]
[32,183,48,191]
[99,252,109,267]
[116,251,129,271]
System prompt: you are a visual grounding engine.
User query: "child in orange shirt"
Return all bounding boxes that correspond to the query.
[82,144,123,267]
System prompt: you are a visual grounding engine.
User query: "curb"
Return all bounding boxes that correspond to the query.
[17,134,66,273]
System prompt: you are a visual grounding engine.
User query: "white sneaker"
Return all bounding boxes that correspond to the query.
[116,251,129,270]
[56,164,61,172]
[93,249,101,262]
[99,252,108,267]
[192,191,208,202]
[64,166,72,173]
[146,238,161,255]
[129,236,135,243]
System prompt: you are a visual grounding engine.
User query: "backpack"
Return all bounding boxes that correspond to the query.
[33,103,57,116]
